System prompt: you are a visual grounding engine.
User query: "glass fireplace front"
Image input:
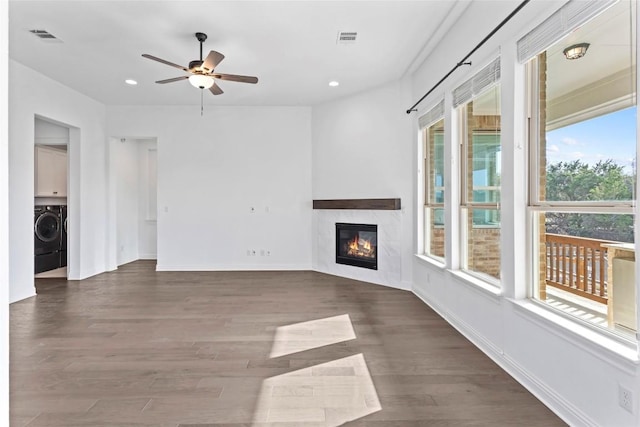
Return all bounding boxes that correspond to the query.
[335,223,377,270]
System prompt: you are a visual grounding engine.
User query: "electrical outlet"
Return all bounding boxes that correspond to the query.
[619,384,634,413]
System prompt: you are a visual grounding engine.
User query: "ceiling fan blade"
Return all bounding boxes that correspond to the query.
[142,54,188,72]
[213,73,258,84]
[155,76,189,84]
[202,50,225,72]
[209,82,224,95]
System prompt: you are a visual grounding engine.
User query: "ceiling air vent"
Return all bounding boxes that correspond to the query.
[29,29,62,42]
[337,31,357,45]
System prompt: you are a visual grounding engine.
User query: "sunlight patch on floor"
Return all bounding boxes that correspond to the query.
[252,353,381,425]
[269,314,356,358]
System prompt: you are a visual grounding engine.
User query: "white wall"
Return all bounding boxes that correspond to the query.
[107,106,312,270]
[8,60,108,302]
[1,0,10,421]
[410,1,640,426]
[311,80,414,288]
[35,117,70,145]
[115,138,140,265]
[138,140,157,259]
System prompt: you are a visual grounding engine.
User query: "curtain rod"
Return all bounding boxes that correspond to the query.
[405,0,530,115]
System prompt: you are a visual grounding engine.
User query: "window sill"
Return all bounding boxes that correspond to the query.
[509,299,639,372]
[448,270,502,301]
[414,253,445,269]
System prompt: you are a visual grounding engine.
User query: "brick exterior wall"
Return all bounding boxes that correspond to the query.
[538,52,548,299]
[431,227,445,258]
[469,227,501,278]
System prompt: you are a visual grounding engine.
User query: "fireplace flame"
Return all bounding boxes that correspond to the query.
[347,235,375,258]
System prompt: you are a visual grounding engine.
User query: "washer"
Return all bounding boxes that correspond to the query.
[34,205,62,273]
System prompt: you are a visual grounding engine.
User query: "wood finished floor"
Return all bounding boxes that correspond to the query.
[11,261,566,426]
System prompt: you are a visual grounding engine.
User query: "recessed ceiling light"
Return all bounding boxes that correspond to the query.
[125,79,138,85]
[329,81,340,87]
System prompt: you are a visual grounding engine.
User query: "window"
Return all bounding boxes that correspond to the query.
[457,79,502,283]
[525,0,637,339]
[471,132,501,227]
[422,117,445,260]
[419,100,446,261]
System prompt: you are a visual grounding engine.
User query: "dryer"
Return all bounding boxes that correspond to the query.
[34,205,62,273]
[60,205,67,267]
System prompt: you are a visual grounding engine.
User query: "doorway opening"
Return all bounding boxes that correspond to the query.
[34,116,70,279]
[112,137,158,267]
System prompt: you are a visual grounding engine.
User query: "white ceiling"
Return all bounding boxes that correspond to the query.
[9,0,466,107]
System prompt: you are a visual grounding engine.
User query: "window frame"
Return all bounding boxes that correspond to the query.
[421,116,446,263]
[458,83,503,286]
[528,57,636,212]
[526,45,637,341]
[527,55,635,214]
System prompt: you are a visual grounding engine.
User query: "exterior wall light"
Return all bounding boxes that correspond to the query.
[563,43,590,60]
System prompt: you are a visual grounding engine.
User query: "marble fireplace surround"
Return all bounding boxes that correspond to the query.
[312,199,404,289]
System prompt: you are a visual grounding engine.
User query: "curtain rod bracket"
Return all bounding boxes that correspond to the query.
[405,0,530,115]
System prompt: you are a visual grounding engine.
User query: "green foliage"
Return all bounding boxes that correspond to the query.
[545,160,635,243]
[547,159,633,202]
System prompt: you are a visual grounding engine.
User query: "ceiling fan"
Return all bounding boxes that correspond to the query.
[142,32,258,96]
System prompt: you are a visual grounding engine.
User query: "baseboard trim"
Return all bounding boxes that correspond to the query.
[156,264,312,272]
[9,289,36,304]
[400,280,413,291]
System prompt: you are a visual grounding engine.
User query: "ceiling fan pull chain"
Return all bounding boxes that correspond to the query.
[201,90,204,116]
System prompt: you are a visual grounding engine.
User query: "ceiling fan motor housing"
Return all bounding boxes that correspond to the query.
[189,60,204,71]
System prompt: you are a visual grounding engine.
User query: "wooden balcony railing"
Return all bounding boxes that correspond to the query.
[545,233,614,305]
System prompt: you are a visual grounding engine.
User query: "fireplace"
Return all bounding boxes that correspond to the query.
[335,223,378,270]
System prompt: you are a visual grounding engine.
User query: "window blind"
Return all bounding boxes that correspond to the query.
[452,57,501,108]
[418,99,445,129]
[517,0,618,63]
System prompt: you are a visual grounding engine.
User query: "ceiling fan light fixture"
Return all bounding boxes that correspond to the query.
[189,74,214,89]
[563,42,590,60]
